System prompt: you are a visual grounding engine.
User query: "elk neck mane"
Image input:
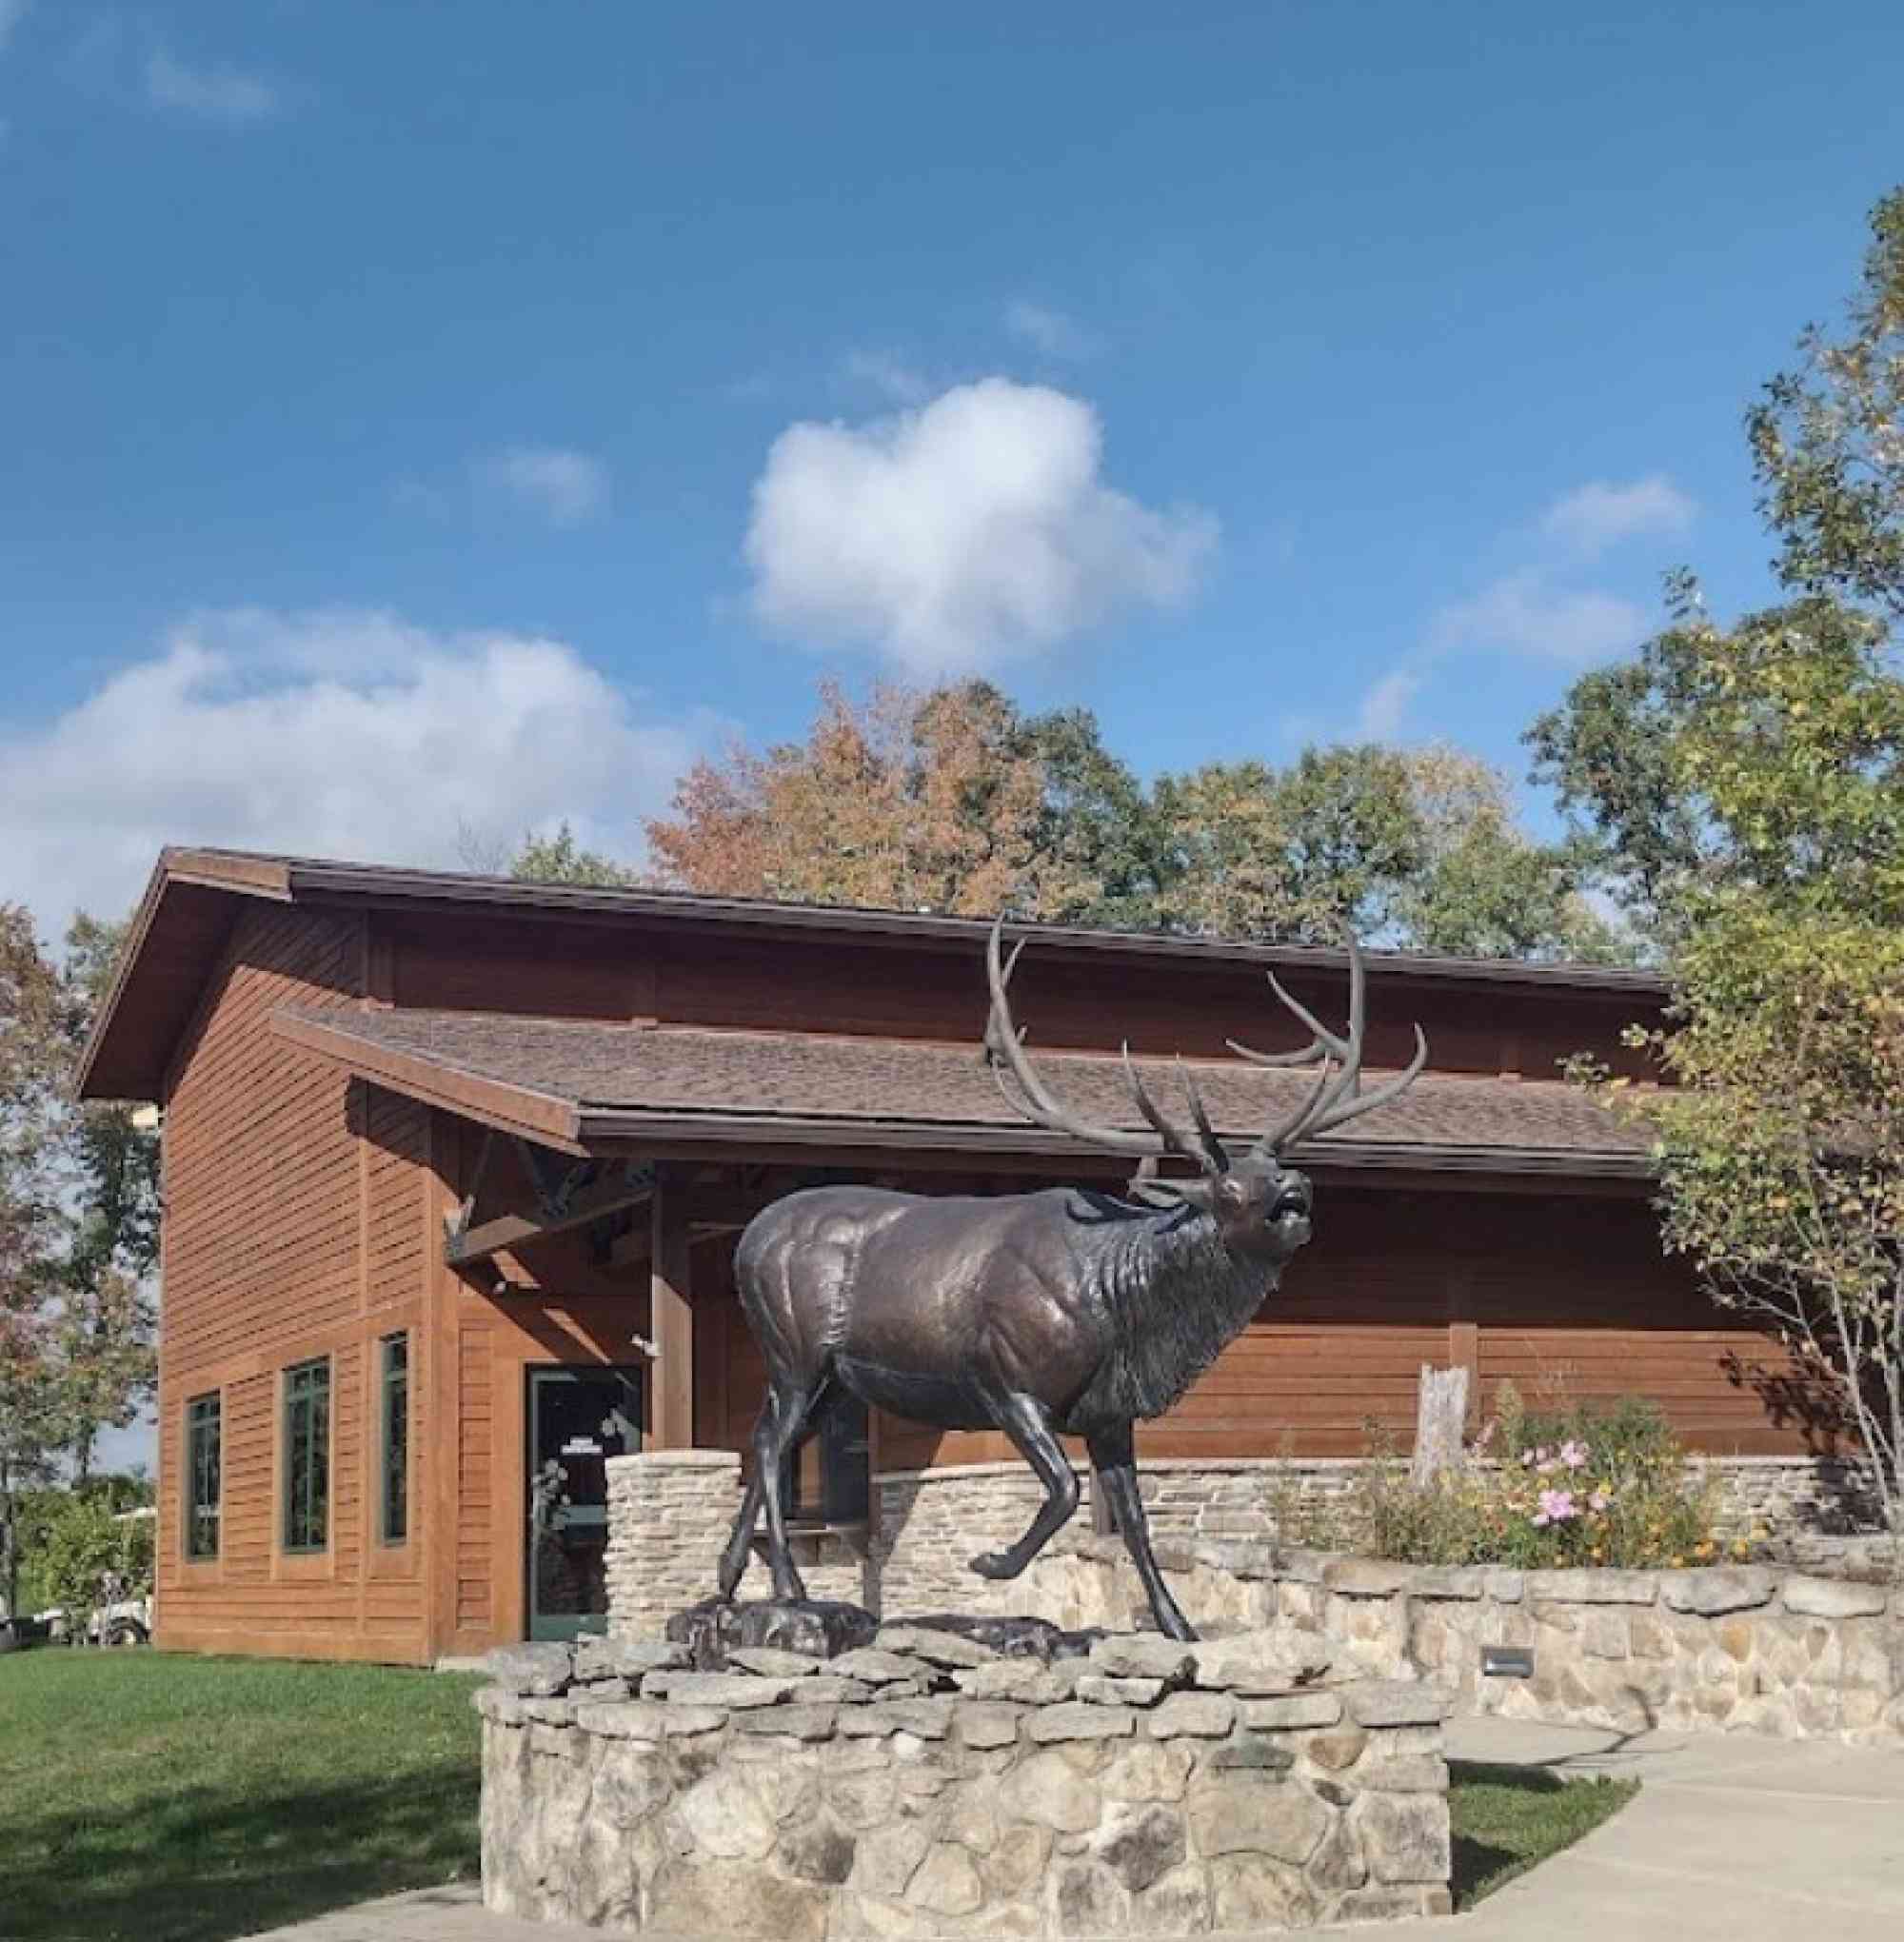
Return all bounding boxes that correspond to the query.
[1064,1196,1280,1430]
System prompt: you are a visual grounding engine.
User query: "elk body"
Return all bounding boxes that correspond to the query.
[718,920,1427,1639]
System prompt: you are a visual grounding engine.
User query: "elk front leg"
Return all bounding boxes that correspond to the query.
[969,1391,1081,1579]
[1088,1423,1196,1641]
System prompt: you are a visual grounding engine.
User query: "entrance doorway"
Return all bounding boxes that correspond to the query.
[526,1366,644,1641]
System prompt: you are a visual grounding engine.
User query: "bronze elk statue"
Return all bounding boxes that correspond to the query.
[718,918,1427,1639]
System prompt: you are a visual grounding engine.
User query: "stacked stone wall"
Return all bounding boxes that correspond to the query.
[1016,1536,1904,1745]
[479,1627,1452,1936]
[606,1453,869,1635]
[869,1456,1885,1621]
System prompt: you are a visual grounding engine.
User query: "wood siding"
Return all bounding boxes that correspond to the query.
[155,905,435,1662]
[373,909,1654,1082]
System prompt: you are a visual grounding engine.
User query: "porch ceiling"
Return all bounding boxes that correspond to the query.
[269,1004,1653,1180]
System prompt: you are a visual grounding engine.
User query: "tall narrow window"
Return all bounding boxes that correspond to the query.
[380,1333,409,1545]
[283,1357,331,1554]
[185,1392,221,1559]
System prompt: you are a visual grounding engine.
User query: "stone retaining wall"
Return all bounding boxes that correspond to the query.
[870,1457,1879,1615]
[608,1454,1882,1642]
[1011,1536,1904,1745]
[479,1625,1452,1936]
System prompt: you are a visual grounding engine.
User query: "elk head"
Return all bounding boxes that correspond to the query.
[982,917,1428,1259]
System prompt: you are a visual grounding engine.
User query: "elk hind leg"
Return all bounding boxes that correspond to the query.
[969,1391,1080,1580]
[749,1375,827,1601]
[1088,1423,1196,1641]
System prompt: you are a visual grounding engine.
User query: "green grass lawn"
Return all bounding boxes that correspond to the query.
[0,1649,484,1942]
[1449,1758,1639,1907]
[0,1648,1636,1941]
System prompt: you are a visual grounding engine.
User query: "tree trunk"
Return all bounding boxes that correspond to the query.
[0,1467,15,1624]
[1410,1364,1470,1488]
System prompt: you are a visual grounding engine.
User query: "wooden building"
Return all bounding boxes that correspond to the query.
[78,846,1802,1665]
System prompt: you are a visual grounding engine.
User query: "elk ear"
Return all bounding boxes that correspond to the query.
[1134,1175,1220,1213]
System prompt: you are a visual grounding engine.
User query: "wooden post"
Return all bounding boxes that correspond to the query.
[650,1171,695,1450]
[1449,1320,1481,1436]
[1411,1364,1470,1487]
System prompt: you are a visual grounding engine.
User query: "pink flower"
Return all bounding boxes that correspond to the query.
[1588,1489,1611,1514]
[1532,1488,1577,1528]
[1519,1449,1537,1468]
[1559,1439,1589,1471]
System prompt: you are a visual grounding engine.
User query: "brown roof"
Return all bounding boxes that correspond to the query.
[271,1004,1652,1179]
[80,844,1665,1102]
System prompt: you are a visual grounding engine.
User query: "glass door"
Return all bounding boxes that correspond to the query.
[526,1366,644,1641]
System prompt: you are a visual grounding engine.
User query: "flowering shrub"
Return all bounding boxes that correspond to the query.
[1348,1384,1732,1570]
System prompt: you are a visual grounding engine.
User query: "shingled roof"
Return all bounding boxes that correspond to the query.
[271,1004,1653,1179]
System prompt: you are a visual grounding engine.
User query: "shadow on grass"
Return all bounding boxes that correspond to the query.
[1449,1758,1638,1910]
[3,1760,479,1942]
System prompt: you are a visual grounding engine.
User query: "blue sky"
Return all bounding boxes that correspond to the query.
[5,0,1904,929]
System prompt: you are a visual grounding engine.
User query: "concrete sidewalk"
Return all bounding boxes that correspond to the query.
[243,1716,1904,1941]
[1391,1715,1904,1941]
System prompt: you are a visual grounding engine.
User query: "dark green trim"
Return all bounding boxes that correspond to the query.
[282,1357,331,1555]
[379,1333,408,1546]
[184,1391,221,1560]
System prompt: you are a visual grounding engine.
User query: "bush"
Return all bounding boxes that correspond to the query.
[20,1481,153,1622]
[1347,1383,1729,1570]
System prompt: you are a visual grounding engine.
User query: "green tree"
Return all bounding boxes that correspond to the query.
[1398,747,1628,962]
[57,916,161,1479]
[1554,188,1904,1535]
[507,822,640,889]
[1155,743,1619,958]
[1748,188,1904,616]
[1,905,76,1618]
[1,908,161,1615]
[1154,745,1422,941]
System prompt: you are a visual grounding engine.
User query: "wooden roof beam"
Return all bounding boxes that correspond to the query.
[446,1150,656,1268]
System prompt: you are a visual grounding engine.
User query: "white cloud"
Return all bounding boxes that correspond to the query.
[1357,669,1421,742]
[478,446,610,526]
[145,48,282,126]
[840,349,930,406]
[745,378,1217,677]
[1004,301,1095,360]
[0,1,30,55]
[1432,569,1647,666]
[0,609,707,929]
[1541,474,1695,560]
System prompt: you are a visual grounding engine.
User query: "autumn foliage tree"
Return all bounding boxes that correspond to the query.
[645,680,1141,921]
[1,908,159,1617]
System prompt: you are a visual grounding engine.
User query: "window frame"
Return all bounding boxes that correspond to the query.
[378,1332,409,1547]
[184,1390,222,1562]
[281,1357,332,1556]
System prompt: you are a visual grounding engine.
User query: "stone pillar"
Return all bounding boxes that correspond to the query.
[605,1450,741,1640]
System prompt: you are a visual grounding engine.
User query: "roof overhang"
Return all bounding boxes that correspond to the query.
[268,1006,1656,1190]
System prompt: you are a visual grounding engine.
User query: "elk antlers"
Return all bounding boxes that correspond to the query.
[984,919,1229,1179]
[982,916,1429,1178]
[1230,931,1430,1155]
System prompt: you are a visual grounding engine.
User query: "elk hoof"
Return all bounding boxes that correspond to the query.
[968,1550,1019,1580]
[1156,1609,1199,1642]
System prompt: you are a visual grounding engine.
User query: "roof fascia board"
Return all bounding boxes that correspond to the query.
[76,850,296,1100]
[269,1010,587,1155]
[574,1104,1652,1179]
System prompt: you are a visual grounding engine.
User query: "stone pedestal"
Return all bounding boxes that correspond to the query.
[478,1624,1451,1936]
